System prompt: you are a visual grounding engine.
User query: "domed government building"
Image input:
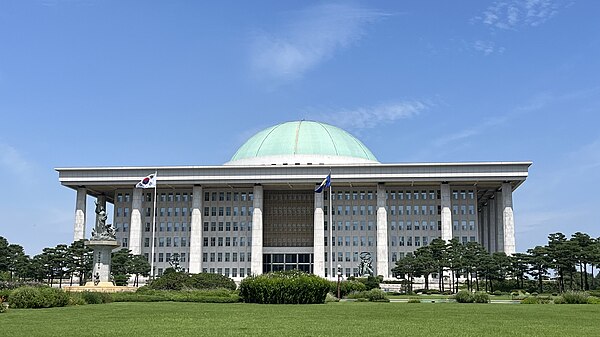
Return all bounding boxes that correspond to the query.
[56,120,531,280]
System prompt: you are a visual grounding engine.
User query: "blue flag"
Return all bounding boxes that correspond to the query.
[314,174,331,193]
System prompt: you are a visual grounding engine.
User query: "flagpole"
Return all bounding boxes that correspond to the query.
[150,170,157,278]
[329,179,333,279]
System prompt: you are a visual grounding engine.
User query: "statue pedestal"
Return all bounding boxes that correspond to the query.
[85,239,120,287]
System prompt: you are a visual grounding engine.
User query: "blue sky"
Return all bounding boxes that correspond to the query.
[1,0,599,255]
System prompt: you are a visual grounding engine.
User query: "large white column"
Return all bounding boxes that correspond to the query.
[502,183,516,255]
[73,187,87,242]
[129,188,143,255]
[189,186,203,274]
[495,191,504,252]
[251,185,263,275]
[482,205,490,252]
[313,191,325,277]
[440,183,452,242]
[376,184,389,278]
[488,197,497,252]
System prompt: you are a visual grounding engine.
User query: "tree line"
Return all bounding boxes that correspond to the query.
[0,237,149,287]
[392,232,600,294]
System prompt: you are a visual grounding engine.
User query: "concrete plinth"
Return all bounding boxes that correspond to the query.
[86,239,120,286]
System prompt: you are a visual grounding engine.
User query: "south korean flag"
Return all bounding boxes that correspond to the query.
[136,173,157,189]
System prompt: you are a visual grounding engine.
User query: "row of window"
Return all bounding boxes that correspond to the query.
[204,191,253,202]
[324,191,375,201]
[116,192,193,204]
[144,237,188,248]
[145,222,189,232]
[203,206,253,217]
[390,221,440,231]
[202,252,251,263]
[118,219,475,235]
[325,236,375,247]
[201,267,250,278]
[146,252,187,263]
[117,189,474,205]
[203,221,252,232]
[118,205,474,219]
[203,237,252,247]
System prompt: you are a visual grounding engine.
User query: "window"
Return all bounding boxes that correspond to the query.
[122,238,128,247]
[144,238,149,247]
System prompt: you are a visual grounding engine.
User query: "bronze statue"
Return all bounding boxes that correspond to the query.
[91,201,116,241]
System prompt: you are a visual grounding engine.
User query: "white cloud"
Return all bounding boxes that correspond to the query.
[476,0,566,30]
[250,3,388,82]
[473,40,505,55]
[0,143,33,180]
[308,101,427,130]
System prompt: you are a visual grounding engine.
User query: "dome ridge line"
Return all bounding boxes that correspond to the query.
[254,124,283,158]
[317,122,339,156]
[293,120,303,155]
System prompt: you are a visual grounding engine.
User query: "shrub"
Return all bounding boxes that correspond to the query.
[492,290,502,296]
[366,288,389,302]
[330,280,367,298]
[68,293,87,306]
[38,287,70,307]
[454,291,474,303]
[407,298,421,303]
[9,287,43,308]
[560,291,589,304]
[81,291,104,304]
[531,292,539,297]
[521,297,540,304]
[188,273,236,290]
[588,290,600,297]
[587,297,600,304]
[553,297,566,304]
[473,292,490,303]
[325,293,339,303]
[354,276,380,290]
[0,296,8,313]
[239,270,330,304]
[148,272,190,290]
[347,291,367,299]
[9,286,69,308]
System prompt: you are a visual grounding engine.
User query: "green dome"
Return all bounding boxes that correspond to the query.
[226,121,378,165]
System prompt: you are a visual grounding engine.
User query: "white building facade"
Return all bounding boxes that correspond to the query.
[56,121,530,279]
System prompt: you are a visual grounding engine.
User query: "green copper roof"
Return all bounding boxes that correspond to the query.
[229,121,378,163]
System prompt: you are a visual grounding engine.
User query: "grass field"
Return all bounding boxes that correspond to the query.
[1,302,599,337]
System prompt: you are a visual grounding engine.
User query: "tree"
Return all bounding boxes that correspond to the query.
[429,238,448,292]
[129,255,151,287]
[446,239,465,293]
[392,253,418,293]
[111,248,133,285]
[571,232,594,290]
[67,240,93,286]
[414,245,435,290]
[546,232,576,292]
[510,253,529,290]
[527,246,551,293]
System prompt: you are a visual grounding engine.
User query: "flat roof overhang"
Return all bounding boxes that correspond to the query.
[56,161,532,200]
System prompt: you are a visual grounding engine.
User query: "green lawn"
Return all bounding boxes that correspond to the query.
[1,302,599,336]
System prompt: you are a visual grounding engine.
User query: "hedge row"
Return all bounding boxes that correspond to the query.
[148,272,236,291]
[239,270,330,304]
[112,289,239,303]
